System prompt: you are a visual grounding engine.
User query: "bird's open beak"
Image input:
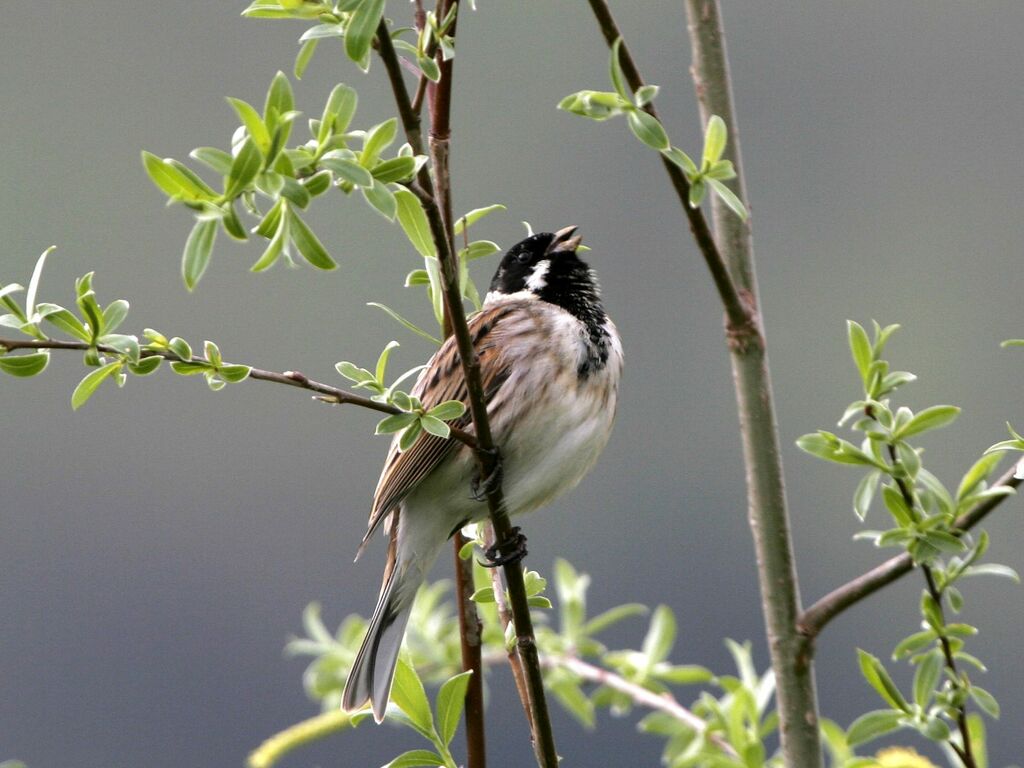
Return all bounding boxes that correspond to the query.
[545,225,582,255]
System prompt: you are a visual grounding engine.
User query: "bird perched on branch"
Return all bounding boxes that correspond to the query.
[342,226,623,721]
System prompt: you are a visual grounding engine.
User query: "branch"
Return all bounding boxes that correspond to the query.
[376,10,558,765]
[681,1,823,765]
[246,709,356,768]
[452,533,487,768]
[543,654,738,758]
[0,336,477,447]
[584,0,752,339]
[798,465,1022,639]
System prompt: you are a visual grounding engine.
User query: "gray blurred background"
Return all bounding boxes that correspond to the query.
[2,2,1022,766]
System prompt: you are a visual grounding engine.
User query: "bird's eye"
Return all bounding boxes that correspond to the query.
[515,251,531,264]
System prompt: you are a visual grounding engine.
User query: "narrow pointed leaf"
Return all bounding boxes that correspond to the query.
[72,361,121,410]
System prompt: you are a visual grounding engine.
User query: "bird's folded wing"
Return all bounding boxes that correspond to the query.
[359,304,520,549]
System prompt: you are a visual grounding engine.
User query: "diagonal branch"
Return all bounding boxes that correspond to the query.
[0,336,476,447]
[798,465,1022,642]
[376,12,558,767]
[584,0,752,338]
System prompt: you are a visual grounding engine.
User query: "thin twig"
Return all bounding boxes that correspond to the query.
[453,533,487,768]
[0,336,476,446]
[678,1,823,765]
[798,464,1022,640]
[485,534,536,734]
[584,0,752,339]
[885,444,976,768]
[545,654,738,758]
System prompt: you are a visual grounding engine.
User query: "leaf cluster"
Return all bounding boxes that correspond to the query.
[558,39,747,221]
[797,320,1019,760]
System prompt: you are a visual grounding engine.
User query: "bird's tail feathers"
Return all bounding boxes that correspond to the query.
[342,546,418,722]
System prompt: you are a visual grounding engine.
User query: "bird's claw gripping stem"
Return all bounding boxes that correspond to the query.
[481,526,528,568]
[470,448,503,502]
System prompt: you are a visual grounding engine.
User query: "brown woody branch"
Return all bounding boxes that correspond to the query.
[377,9,559,766]
[0,336,476,446]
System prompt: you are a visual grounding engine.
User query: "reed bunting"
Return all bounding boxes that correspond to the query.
[343,226,623,721]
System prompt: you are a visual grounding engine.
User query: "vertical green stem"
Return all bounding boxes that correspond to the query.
[684,2,823,765]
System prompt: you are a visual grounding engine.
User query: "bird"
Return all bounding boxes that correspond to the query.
[342,225,623,721]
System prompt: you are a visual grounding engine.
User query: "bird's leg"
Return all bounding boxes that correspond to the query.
[481,526,528,568]
[469,447,503,502]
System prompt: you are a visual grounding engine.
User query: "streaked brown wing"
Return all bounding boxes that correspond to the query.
[358,304,519,549]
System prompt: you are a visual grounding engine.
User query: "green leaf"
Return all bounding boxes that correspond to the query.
[895,405,960,439]
[0,350,49,377]
[394,188,435,257]
[970,686,1000,718]
[141,152,213,203]
[372,339,399,383]
[362,179,397,220]
[580,603,647,636]
[663,146,698,176]
[641,605,676,665]
[702,114,728,165]
[418,54,441,83]
[71,361,121,410]
[224,139,263,199]
[962,563,1020,582]
[912,650,942,708]
[453,204,506,235]
[190,147,234,175]
[892,629,935,660]
[419,415,450,439]
[853,470,881,521]
[221,202,248,240]
[361,118,398,168]
[857,649,909,712]
[426,400,466,421]
[168,337,192,361]
[38,305,90,342]
[204,340,223,367]
[345,0,386,71]
[399,420,423,452]
[796,431,885,468]
[320,156,374,187]
[25,246,55,320]
[319,83,358,145]
[845,709,903,746]
[608,38,629,99]
[170,362,208,376]
[182,218,218,291]
[371,156,418,184]
[264,71,294,132]
[252,208,289,273]
[634,84,659,107]
[128,356,162,376]
[436,671,473,746]
[706,178,749,221]
[228,97,272,155]
[688,177,706,208]
[847,320,872,385]
[956,453,1002,501]
[294,38,318,79]
[461,241,500,261]
[626,108,669,151]
[219,364,252,383]
[376,412,419,435]
[99,333,141,363]
[279,176,311,208]
[390,657,435,738]
[102,299,129,334]
[382,750,446,768]
[367,302,441,345]
[288,208,338,270]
